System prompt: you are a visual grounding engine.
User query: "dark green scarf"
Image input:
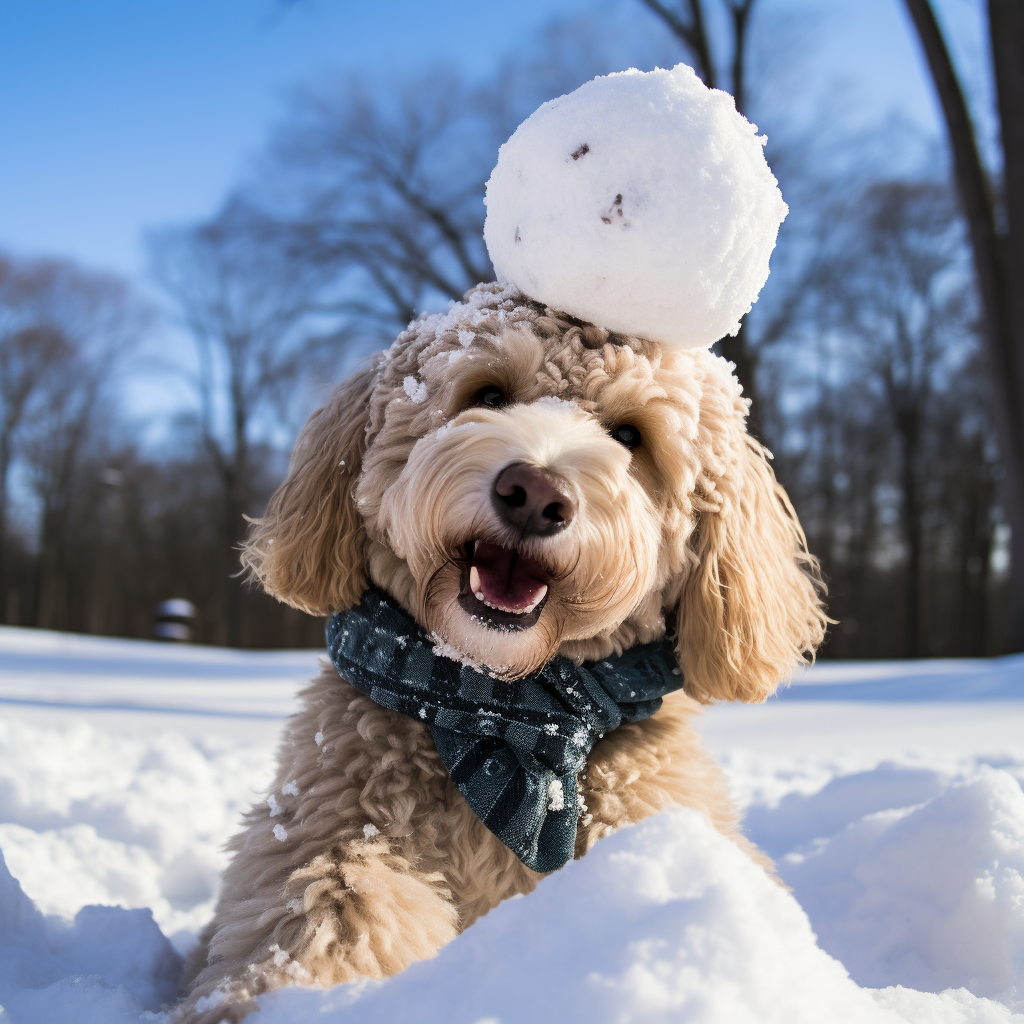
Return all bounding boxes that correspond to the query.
[326,587,684,872]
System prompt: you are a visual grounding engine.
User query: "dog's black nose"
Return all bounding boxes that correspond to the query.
[491,462,577,536]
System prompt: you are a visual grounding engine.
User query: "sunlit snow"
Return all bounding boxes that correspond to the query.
[1,626,1023,1023]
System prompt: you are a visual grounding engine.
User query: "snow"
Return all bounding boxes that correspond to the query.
[782,769,1024,1001]
[403,376,428,403]
[1,626,1023,1023]
[0,847,182,1021]
[483,64,787,349]
[546,778,565,812]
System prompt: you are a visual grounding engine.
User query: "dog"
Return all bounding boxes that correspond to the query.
[175,282,826,1023]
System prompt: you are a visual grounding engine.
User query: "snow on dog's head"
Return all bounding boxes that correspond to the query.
[242,285,825,700]
[483,64,788,349]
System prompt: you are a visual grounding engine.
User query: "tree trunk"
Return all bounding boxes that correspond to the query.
[895,403,922,657]
[638,0,765,428]
[902,0,1024,650]
[222,471,244,648]
[0,436,9,625]
[719,321,761,437]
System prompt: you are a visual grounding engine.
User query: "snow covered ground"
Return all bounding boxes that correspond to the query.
[1,625,1023,1023]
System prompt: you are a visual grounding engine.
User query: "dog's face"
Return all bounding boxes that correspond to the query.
[357,324,700,678]
[244,287,826,702]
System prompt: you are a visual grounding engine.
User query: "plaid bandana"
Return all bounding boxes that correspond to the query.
[326,587,684,872]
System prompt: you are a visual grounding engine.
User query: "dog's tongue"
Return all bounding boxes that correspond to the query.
[469,542,549,615]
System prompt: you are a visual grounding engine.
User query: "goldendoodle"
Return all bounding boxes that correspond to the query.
[176,283,826,1022]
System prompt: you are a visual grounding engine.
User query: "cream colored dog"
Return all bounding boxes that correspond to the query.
[175,283,826,1023]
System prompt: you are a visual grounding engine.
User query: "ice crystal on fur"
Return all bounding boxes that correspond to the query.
[281,780,300,796]
[363,823,380,839]
[194,990,225,1012]
[430,634,490,674]
[403,376,428,403]
[267,793,282,816]
[273,824,288,842]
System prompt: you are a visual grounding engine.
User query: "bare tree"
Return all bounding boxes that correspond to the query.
[238,74,502,346]
[637,0,765,428]
[0,318,70,616]
[150,201,333,645]
[21,347,107,628]
[236,20,655,353]
[834,182,975,655]
[0,254,146,624]
[776,177,1001,656]
[901,0,1024,650]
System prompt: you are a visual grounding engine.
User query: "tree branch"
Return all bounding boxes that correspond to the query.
[901,0,1015,454]
[637,0,716,86]
[727,0,756,115]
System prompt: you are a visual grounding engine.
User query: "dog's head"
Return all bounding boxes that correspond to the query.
[243,284,826,702]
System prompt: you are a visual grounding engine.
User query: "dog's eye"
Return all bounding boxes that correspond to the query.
[611,424,642,450]
[472,385,508,409]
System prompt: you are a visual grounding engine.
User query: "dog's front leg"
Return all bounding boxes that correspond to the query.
[174,673,463,1023]
[175,834,458,1023]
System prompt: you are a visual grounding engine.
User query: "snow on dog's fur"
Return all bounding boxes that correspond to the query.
[174,283,827,1023]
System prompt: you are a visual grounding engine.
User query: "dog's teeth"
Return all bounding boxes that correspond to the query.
[469,566,482,596]
[469,581,549,616]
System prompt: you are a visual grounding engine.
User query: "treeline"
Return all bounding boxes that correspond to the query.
[0,254,322,647]
[765,181,1006,657]
[0,3,1010,655]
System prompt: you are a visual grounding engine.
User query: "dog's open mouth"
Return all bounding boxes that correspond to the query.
[458,540,550,631]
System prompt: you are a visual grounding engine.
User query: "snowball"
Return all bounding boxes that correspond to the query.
[483,64,787,348]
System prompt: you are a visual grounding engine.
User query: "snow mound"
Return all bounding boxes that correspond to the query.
[483,64,787,348]
[782,769,1024,1006]
[254,807,1016,1024]
[0,847,181,1022]
[0,717,275,947]
[3,631,1024,1023]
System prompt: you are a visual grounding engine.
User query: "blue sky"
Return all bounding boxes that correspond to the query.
[0,0,988,282]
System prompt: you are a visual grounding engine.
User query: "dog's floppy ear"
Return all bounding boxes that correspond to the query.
[241,359,378,616]
[677,383,827,704]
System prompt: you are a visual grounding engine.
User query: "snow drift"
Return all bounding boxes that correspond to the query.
[1,630,1024,1023]
[0,847,181,1022]
[255,806,1020,1024]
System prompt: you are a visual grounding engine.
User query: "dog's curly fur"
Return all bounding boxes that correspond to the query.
[173,283,827,1023]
